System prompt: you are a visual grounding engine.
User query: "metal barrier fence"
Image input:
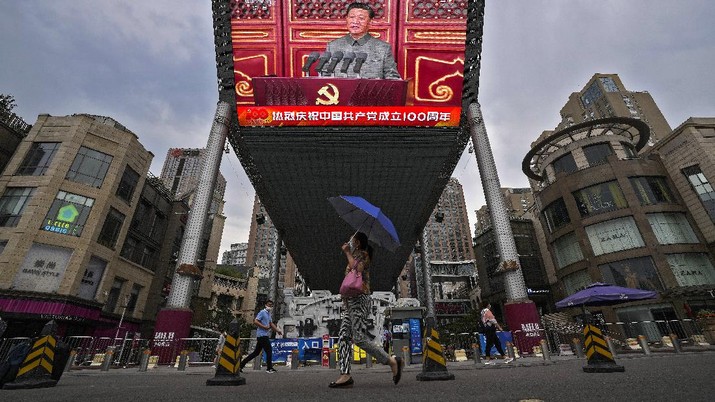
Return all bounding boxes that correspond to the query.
[441,318,709,359]
[1,319,709,367]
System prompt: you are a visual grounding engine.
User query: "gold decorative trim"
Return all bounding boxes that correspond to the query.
[297,30,348,40]
[232,31,270,40]
[233,54,269,98]
[414,31,465,41]
[414,55,464,102]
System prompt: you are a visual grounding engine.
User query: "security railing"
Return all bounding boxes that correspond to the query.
[1,320,710,368]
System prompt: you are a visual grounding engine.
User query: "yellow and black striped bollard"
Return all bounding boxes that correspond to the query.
[582,324,624,373]
[3,320,59,389]
[416,325,455,381]
[206,319,246,386]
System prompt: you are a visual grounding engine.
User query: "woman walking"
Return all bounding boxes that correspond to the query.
[330,232,403,388]
[480,301,513,364]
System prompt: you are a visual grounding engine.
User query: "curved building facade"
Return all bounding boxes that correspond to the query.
[523,117,715,339]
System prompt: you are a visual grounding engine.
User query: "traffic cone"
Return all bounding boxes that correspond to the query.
[582,324,624,373]
[206,319,245,386]
[416,323,455,381]
[3,320,59,389]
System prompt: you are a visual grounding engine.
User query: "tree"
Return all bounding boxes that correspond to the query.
[0,94,17,114]
[203,305,251,338]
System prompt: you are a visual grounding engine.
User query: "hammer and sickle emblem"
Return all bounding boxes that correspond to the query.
[316,83,340,105]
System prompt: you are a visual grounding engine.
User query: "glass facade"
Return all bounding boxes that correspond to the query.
[580,81,603,107]
[66,146,113,188]
[683,165,715,222]
[543,198,570,233]
[552,232,584,269]
[583,142,613,167]
[552,152,578,175]
[15,142,61,176]
[598,256,662,291]
[116,166,140,203]
[97,208,126,249]
[630,176,675,206]
[599,77,619,92]
[586,216,644,256]
[0,187,35,227]
[647,213,698,244]
[666,253,715,287]
[563,270,592,295]
[573,181,628,217]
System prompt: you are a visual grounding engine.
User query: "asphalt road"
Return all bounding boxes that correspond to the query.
[2,353,714,402]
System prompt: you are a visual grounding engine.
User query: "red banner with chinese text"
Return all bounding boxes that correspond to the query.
[237,106,460,127]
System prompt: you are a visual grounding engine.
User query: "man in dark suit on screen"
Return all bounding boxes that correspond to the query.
[325,2,401,79]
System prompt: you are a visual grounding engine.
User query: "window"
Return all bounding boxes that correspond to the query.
[552,152,578,175]
[543,198,570,233]
[586,216,644,256]
[599,77,619,92]
[563,270,591,295]
[583,143,613,167]
[126,283,142,313]
[581,81,603,107]
[598,256,662,291]
[552,232,584,269]
[630,176,675,206]
[104,278,125,313]
[97,208,125,249]
[41,191,94,236]
[120,235,157,271]
[683,165,715,222]
[116,166,140,203]
[647,213,698,244]
[621,142,637,158]
[66,146,113,188]
[0,187,35,227]
[573,181,628,217]
[0,240,7,255]
[15,142,61,176]
[666,253,715,287]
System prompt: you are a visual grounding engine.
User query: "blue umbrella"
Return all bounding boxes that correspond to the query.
[328,195,401,252]
[555,282,657,309]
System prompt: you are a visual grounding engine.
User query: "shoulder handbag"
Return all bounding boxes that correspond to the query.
[339,259,364,297]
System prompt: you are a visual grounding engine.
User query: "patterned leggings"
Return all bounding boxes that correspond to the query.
[338,294,391,374]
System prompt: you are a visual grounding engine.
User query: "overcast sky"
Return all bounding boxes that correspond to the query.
[1,1,713,257]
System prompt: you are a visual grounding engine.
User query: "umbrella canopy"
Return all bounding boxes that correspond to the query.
[555,282,658,309]
[328,195,401,252]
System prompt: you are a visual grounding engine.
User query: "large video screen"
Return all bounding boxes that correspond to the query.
[230,0,467,127]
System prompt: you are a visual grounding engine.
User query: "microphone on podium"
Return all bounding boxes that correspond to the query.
[315,52,332,75]
[339,52,356,75]
[353,52,367,76]
[323,51,344,75]
[302,52,321,75]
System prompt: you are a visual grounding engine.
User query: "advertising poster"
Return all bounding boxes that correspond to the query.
[408,318,422,355]
[266,337,328,362]
[230,0,467,127]
[13,242,73,293]
[77,256,107,300]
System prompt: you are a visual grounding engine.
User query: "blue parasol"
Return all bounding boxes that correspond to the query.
[555,282,657,309]
[327,195,401,252]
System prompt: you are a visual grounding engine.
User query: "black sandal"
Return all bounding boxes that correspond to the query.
[329,377,354,388]
[393,357,403,385]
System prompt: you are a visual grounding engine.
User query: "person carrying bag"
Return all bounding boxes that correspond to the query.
[330,232,403,389]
